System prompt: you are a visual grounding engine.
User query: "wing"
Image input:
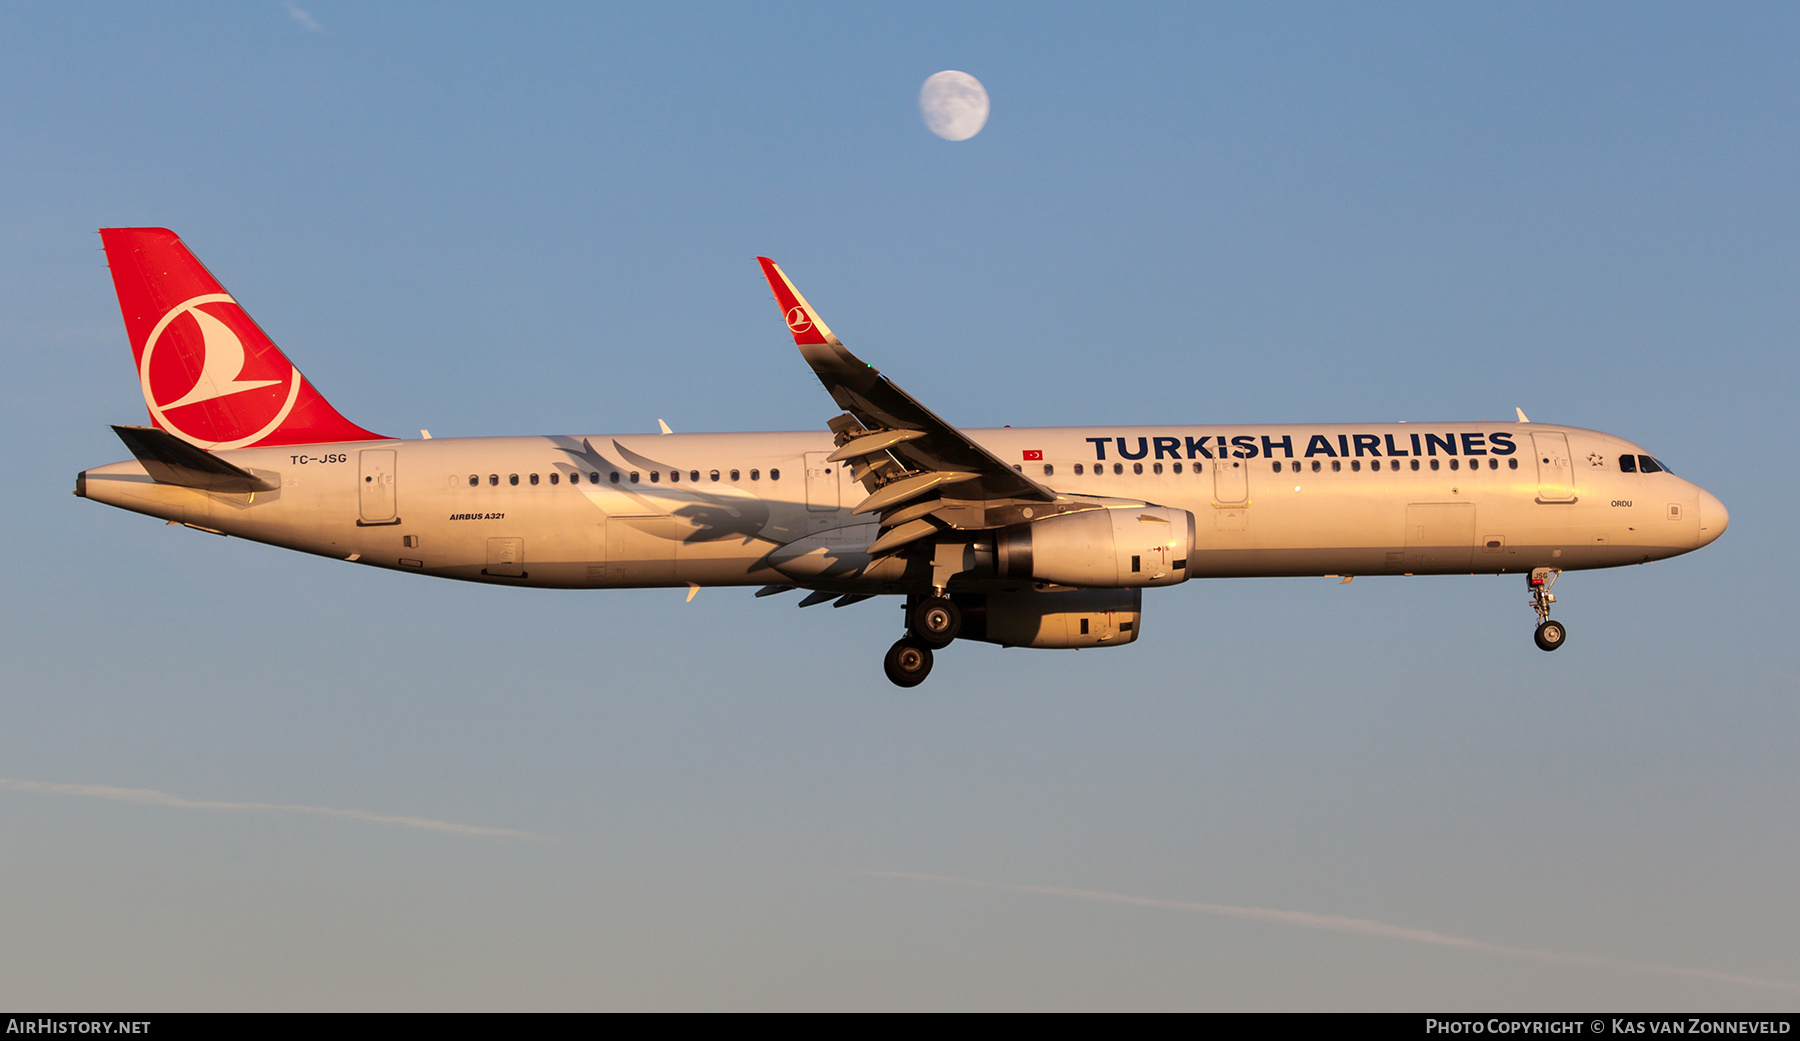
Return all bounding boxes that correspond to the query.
[757,258,1057,555]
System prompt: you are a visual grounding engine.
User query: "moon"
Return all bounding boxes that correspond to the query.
[919,70,989,141]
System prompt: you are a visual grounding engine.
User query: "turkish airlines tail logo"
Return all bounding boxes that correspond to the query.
[100,228,385,449]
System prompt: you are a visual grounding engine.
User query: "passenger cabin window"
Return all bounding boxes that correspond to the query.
[770,469,780,480]
[1113,463,1123,475]
[1331,460,1341,472]
[650,471,659,483]
[1152,463,1162,474]
[468,475,478,486]
[710,470,721,481]
[489,474,499,486]
[1074,463,1084,475]
[1043,464,1054,476]
[1410,459,1420,471]
[1449,459,1459,471]
[1133,463,1143,475]
[509,474,520,486]
[668,470,678,482]
[529,473,539,485]
[1271,461,1282,473]
[1351,460,1361,472]
[1508,458,1518,469]
[750,469,760,481]
[1638,455,1663,473]
[609,472,620,484]
[550,473,559,485]
[1430,459,1440,471]
[629,472,640,484]
[690,470,700,482]
[1311,460,1321,473]
[731,469,740,480]
[1172,462,1182,474]
[567,472,577,484]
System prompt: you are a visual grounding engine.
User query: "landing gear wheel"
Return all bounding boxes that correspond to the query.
[910,596,962,648]
[884,638,935,687]
[1534,619,1567,652]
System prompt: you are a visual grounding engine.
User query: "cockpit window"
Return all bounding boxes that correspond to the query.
[1619,454,1637,473]
[1638,455,1663,474]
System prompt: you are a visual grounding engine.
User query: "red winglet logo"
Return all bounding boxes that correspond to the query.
[100,228,386,449]
[757,257,836,347]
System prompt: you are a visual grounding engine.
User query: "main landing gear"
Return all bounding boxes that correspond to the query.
[1529,568,1566,652]
[883,638,934,687]
[883,594,963,687]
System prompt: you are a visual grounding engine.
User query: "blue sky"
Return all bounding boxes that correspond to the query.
[1,2,1795,1009]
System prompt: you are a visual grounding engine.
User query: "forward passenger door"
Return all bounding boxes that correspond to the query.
[1531,432,1577,503]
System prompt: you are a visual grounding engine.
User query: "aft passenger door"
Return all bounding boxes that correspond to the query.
[358,449,399,525]
[1531,432,1577,503]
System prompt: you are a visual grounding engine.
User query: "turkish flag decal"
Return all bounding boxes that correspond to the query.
[1022,450,1043,461]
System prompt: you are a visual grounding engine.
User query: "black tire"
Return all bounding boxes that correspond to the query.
[883,638,934,687]
[910,596,961,647]
[1534,620,1567,652]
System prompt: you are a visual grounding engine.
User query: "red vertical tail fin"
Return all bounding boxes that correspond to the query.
[99,228,386,449]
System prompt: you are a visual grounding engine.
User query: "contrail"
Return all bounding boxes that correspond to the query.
[283,3,324,33]
[864,870,1800,994]
[0,778,544,841]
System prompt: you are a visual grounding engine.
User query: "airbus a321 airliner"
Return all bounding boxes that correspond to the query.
[78,228,1728,686]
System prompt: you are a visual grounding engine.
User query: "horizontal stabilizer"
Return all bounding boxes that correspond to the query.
[111,425,276,492]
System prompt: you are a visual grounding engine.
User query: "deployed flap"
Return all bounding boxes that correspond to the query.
[756,257,1055,506]
[111,424,276,492]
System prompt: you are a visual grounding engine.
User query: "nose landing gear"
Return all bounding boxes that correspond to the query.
[1529,568,1566,651]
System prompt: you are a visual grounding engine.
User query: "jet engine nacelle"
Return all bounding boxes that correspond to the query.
[994,506,1194,588]
[953,588,1143,649]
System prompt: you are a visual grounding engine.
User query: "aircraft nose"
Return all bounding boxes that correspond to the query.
[1696,489,1729,548]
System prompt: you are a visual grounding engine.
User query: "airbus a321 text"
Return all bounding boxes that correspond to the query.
[78,229,1729,686]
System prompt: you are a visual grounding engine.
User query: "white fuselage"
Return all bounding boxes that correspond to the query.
[78,422,1727,590]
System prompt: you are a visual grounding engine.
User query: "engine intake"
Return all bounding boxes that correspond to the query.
[994,506,1194,588]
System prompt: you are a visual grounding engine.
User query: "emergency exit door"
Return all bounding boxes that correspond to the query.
[803,451,839,512]
[1213,456,1249,504]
